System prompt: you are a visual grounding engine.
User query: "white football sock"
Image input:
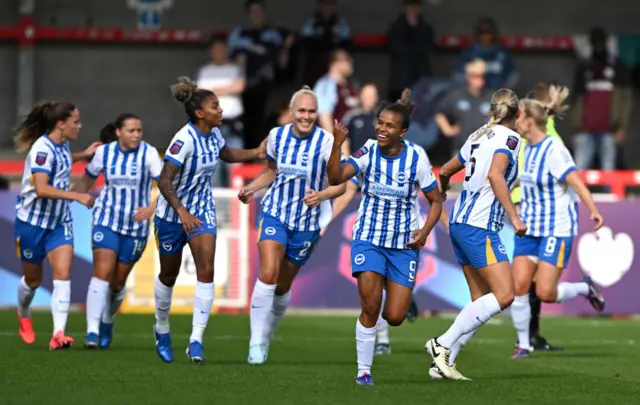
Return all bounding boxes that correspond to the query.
[263,290,291,341]
[85,277,109,334]
[556,282,589,303]
[356,319,376,377]
[190,281,215,343]
[376,289,389,345]
[51,279,71,335]
[511,295,531,350]
[449,330,476,366]
[102,288,126,324]
[154,277,173,334]
[249,280,276,345]
[437,293,501,348]
[17,276,36,318]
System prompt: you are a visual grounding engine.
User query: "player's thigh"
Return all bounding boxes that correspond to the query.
[477,260,515,310]
[14,221,45,286]
[449,224,472,267]
[47,244,74,280]
[91,226,120,280]
[533,261,564,302]
[537,236,573,270]
[383,280,413,326]
[356,270,385,319]
[461,264,491,301]
[275,258,303,294]
[512,235,541,295]
[351,240,387,280]
[257,214,288,282]
[187,232,217,282]
[285,229,320,267]
[154,217,186,282]
[14,220,47,264]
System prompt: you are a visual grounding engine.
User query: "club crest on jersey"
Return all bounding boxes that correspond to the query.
[35,152,47,166]
[352,146,368,159]
[301,152,309,164]
[169,140,184,155]
[506,136,519,151]
[395,171,408,184]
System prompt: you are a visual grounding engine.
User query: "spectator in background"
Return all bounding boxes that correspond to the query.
[300,0,351,87]
[228,0,295,149]
[386,0,434,102]
[454,17,518,89]
[435,59,492,156]
[572,27,633,170]
[314,49,359,154]
[343,84,379,154]
[197,35,246,187]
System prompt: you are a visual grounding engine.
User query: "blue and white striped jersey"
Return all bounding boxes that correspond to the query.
[451,124,521,232]
[350,141,430,190]
[16,135,73,229]
[156,123,226,223]
[261,124,335,232]
[86,141,163,238]
[348,140,438,249]
[520,136,578,237]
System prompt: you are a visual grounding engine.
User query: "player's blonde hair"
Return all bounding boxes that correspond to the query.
[289,85,318,109]
[472,88,519,140]
[520,85,570,130]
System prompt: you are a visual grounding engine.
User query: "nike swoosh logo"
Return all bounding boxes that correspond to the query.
[476,316,486,325]
[251,305,263,309]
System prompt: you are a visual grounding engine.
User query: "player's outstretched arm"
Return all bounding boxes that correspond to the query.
[220,137,267,163]
[72,174,96,194]
[564,171,603,231]
[238,160,277,204]
[33,172,94,208]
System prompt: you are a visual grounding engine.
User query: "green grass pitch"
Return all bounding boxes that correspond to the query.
[1,312,639,405]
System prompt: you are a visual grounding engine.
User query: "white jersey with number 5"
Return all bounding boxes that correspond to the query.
[451,124,521,232]
[520,136,578,237]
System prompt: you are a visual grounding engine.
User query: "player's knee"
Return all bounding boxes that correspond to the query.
[158,273,178,287]
[384,312,405,327]
[514,280,530,297]
[24,277,41,290]
[536,284,557,302]
[258,265,279,285]
[361,298,381,321]
[495,290,515,310]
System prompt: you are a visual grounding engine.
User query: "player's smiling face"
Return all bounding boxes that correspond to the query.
[375,110,406,148]
[117,118,143,150]
[198,95,223,127]
[291,94,318,135]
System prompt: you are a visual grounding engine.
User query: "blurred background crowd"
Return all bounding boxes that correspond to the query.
[2,0,640,189]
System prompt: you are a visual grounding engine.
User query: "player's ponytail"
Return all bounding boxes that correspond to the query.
[170,76,214,124]
[14,100,76,153]
[473,88,518,140]
[381,88,415,130]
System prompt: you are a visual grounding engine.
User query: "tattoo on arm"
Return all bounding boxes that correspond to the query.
[157,162,184,212]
